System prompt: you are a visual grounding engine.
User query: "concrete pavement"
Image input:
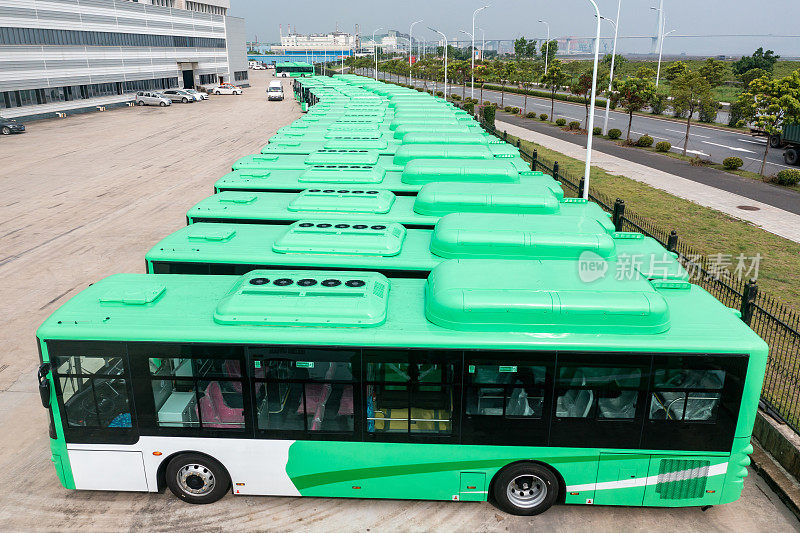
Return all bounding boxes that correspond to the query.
[498,119,800,244]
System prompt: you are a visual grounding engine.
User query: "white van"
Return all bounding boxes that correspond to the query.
[267,80,284,101]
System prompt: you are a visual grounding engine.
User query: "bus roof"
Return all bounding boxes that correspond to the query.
[37,261,766,356]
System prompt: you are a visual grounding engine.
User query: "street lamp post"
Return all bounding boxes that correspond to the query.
[656,27,676,87]
[470,5,490,99]
[538,20,550,75]
[372,27,383,80]
[409,20,423,89]
[601,0,621,136]
[428,27,447,99]
[582,0,602,200]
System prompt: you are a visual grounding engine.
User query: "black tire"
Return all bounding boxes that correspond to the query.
[769,134,783,149]
[136,100,144,106]
[160,102,167,107]
[215,91,221,95]
[182,97,189,103]
[1,126,10,135]
[785,147,799,166]
[491,462,559,516]
[165,453,230,504]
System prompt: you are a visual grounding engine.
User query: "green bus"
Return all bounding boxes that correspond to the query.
[275,62,314,78]
[145,215,687,282]
[37,260,765,515]
[185,186,602,229]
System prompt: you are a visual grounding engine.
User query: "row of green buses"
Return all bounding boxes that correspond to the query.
[37,74,767,517]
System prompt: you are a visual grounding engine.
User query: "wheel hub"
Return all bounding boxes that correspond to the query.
[506,474,547,509]
[177,463,215,496]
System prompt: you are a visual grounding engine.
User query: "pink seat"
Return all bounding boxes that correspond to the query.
[297,384,354,416]
[224,360,243,393]
[201,381,244,429]
[338,385,354,416]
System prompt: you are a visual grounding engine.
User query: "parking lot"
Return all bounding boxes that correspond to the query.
[0,69,797,532]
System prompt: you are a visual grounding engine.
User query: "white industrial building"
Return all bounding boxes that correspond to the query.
[0,0,248,119]
[272,30,357,53]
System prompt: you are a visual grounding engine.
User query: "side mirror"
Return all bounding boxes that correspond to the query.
[38,363,51,408]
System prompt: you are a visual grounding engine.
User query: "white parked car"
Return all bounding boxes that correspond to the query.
[252,64,267,70]
[183,88,208,101]
[212,84,243,95]
[134,91,171,107]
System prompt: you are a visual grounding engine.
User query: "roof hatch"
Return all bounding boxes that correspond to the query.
[99,283,166,306]
[288,189,396,214]
[273,221,406,256]
[425,260,670,334]
[401,159,520,185]
[214,270,390,327]
[393,144,494,166]
[186,227,237,242]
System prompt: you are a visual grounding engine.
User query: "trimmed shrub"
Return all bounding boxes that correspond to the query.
[481,105,496,129]
[513,107,522,114]
[723,157,744,170]
[483,100,491,106]
[636,135,654,147]
[568,121,581,131]
[463,101,475,115]
[608,128,622,140]
[539,113,548,121]
[775,169,800,186]
[655,141,672,152]
[503,105,513,112]
[593,127,602,136]
[450,94,461,101]
[435,90,443,97]
[555,118,567,127]
[525,112,537,118]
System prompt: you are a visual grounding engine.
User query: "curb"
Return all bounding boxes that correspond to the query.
[751,439,800,521]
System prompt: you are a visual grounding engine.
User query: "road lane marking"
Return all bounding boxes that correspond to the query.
[665,128,710,139]
[740,138,766,145]
[673,148,710,157]
[744,156,792,169]
[701,141,755,153]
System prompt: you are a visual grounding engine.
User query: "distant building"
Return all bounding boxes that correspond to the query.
[360,30,411,54]
[0,0,249,120]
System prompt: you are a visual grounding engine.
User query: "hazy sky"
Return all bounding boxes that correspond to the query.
[229,0,799,57]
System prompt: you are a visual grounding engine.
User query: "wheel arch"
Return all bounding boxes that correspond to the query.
[156,450,232,493]
[488,459,567,504]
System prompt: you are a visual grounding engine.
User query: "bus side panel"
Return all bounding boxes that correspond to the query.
[286,441,600,504]
[735,347,768,440]
[40,339,76,490]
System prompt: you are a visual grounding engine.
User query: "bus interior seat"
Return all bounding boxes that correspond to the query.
[200,381,244,428]
[598,390,638,419]
[556,388,594,418]
[506,387,535,417]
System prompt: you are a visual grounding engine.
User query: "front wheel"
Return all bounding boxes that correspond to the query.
[215,91,221,95]
[492,463,559,516]
[182,97,189,103]
[165,453,230,504]
[1,126,11,135]
[785,147,799,166]
[160,102,167,107]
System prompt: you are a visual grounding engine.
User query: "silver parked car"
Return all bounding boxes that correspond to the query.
[135,91,171,107]
[183,88,208,101]
[162,89,196,103]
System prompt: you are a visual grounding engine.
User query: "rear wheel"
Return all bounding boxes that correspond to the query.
[492,463,559,516]
[215,91,221,95]
[785,147,800,166]
[165,453,230,504]
[136,100,144,106]
[1,126,11,135]
[182,97,189,103]
[769,134,783,149]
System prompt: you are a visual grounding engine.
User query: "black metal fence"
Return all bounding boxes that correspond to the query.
[487,124,800,434]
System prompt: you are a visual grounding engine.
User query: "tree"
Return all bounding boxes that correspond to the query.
[732,47,780,76]
[612,76,657,141]
[571,68,606,128]
[635,65,657,80]
[540,39,558,62]
[503,61,518,107]
[542,59,568,121]
[601,53,627,77]
[741,68,771,88]
[738,71,800,176]
[671,71,717,156]
[663,61,688,82]
[474,63,491,101]
[525,39,538,59]
[698,58,727,87]
[514,37,527,59]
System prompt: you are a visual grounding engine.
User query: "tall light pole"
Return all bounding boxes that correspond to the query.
[655,27,675,87]
[479,27,485,60]
[601,1,621,136]
[538,20,550,75]
[428,27,447,99]
[372,27,383,80]
[582,0,602,200]
[470,5,490,99]
[409,20,423,88]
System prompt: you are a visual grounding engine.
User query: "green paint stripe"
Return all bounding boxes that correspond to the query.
[290,454,596,490]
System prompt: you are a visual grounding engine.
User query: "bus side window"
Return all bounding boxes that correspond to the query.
[149,357,246,430]
[649,368,725,422]
[54,355,132,429]
[465,365,545,418]
[555,366,642,419]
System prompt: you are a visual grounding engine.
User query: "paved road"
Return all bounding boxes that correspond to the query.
[0,70,797,532]
[498,112,800,216]
[368,69,790,173]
